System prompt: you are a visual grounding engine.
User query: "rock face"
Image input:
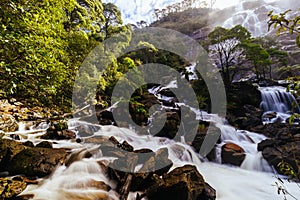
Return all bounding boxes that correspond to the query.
[226,82,263,130]
[255,123,300,179]
[221,143,246,166]
[0,138,68,177]
[190,121,221,161]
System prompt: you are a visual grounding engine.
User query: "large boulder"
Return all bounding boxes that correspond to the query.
[226,81,263,130]
[1,138,68,177]
[221,143,246,166]
[258,138,300,178]
[227,104,263,130]
[150,110,180,139]
[251,122,300,140]
[253,122,300,178]
[42,121,76,140]
[189,121,221,161]
[0,139,27,171]
[147,165,215,200]
[8,147,68,177]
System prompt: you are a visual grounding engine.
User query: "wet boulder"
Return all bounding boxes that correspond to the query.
[0,139,27,171]
[258,139,300,179]
[221,143,246,166]
[150,111,180,139]
[147,165,215,200]
[227,104,263,130]
[190,121,221,161]
[42,121,75,140]
[8,147,68,177]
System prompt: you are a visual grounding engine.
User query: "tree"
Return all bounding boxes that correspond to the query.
[208,25,251,84]
[252,36,288,79]
[241,42,272,80]
[102,2,123,39]
[0,0,128,110]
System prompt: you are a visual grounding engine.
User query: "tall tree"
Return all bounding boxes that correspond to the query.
[241,42,272,80]
[208,25,251,84]
[102,2,123,39]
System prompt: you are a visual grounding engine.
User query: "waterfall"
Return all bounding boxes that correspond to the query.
[18,120,300,200]
[259,86,300,123]
[15,83,300,200]
[221,0,282,36]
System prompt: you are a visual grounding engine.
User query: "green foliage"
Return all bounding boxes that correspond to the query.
[208,25,251,84]
[241,42,272,80]
[0,0,130,111]
[268,7,300,124]
[268,9,300,48]
[151,7,210,35]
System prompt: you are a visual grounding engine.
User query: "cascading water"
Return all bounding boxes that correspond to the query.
[17,119,300,200]
[259,86,300,123]
[221,0,285,37]
[10,82,300,200]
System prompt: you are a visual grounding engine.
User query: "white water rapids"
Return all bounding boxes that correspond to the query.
[10,118,300,200]
[3,85,299,199]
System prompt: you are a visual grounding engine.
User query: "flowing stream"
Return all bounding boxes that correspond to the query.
[259,86,300,123]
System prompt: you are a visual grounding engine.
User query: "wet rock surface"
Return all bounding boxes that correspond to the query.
[189,121,221,161]
[0,177,27,199]
[255,122,300,178]
[221,143,246,166]
[41,121,76,140]
[146,165,214,200]
[0,138,68,177]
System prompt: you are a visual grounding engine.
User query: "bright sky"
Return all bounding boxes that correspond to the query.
[102,0,241,24]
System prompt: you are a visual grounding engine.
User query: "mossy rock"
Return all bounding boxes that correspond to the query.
[0,114,19,132]
[9,147,68,177]
[0,177,27,199]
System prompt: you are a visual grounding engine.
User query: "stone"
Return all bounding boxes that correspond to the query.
[76,124,100,137]
[227,104,263,130]
[35,141,53,148]
[150,111,180,139]
[9,147,68,177]
[0,114,19,132]
[190,121,221,161]
[262,112,277,120]
[42,123,76,140]
[0,177,27,199]
[147,165,209,200]
[258,139,300,178]
[0,139,27,171]
[221,143,246,166]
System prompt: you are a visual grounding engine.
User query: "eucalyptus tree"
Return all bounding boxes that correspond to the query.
[208,25,251,84]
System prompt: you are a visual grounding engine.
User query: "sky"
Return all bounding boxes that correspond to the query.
[102,0,241,24]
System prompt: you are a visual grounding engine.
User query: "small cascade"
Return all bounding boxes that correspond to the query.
[259,86,300,123]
